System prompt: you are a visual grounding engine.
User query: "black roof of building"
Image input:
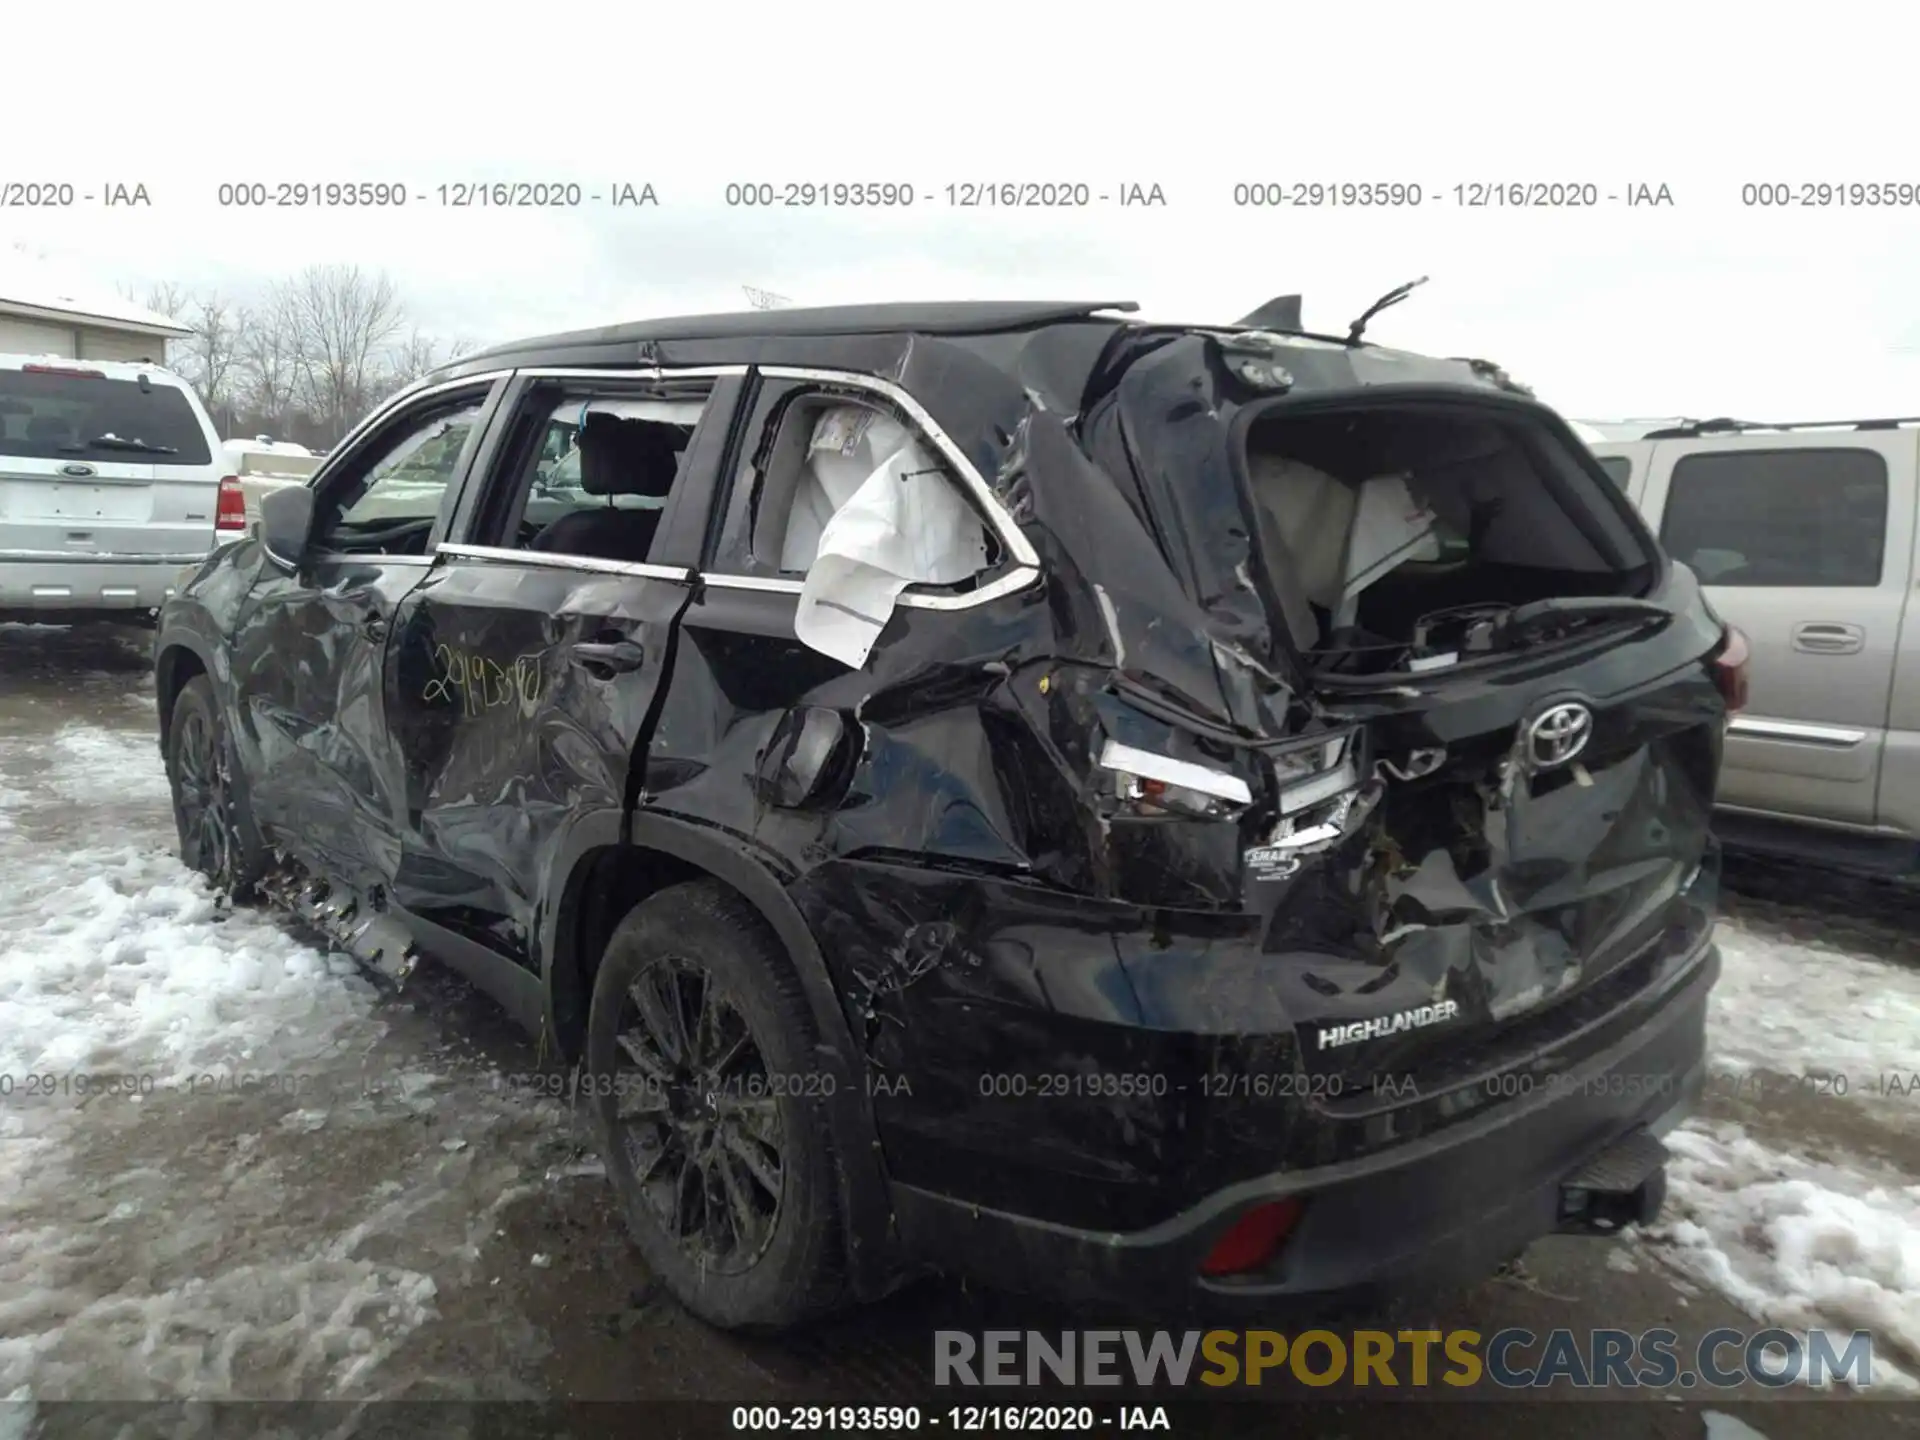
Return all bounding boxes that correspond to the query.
[458,300,1142,367]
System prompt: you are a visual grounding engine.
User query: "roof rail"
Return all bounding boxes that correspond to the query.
[1643,415,1920,439]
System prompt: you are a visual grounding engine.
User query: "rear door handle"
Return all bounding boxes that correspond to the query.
[1792,622,1864,655]
[570,638,647,675]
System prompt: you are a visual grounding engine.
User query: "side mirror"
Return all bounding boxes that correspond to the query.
[259,484,316,570]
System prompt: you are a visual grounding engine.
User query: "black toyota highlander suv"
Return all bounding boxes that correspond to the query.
[153,299,1744,1330]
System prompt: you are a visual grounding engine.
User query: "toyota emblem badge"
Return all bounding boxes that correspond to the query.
[1526,702,1594,769]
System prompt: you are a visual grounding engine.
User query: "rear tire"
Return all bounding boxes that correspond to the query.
[164,674,267,899]
[585,879,848,1330]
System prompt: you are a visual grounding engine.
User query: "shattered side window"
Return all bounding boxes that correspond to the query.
[314,401,485,556]
[737,394,996,667]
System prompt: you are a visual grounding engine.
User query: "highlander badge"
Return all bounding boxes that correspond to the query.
[1317,999,1460,1050]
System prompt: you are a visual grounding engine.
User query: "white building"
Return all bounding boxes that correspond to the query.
[0,255,191,363]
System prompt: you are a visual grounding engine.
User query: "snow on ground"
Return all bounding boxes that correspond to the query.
[1708,923,1920,1121]
[0,714,579,1401]
[40,728,174,808]
[0,841,369,1102]
[1,640,1916,1406]
[1647,1120,1920,1389]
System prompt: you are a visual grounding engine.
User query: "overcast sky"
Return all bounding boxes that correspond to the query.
[9,1,1920,421]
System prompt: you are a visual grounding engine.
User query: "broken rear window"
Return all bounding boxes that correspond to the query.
[1241,403,1653,669]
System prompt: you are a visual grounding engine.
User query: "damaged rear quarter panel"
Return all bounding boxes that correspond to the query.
[723,334,1724,1233]
[639,339,1342,1228]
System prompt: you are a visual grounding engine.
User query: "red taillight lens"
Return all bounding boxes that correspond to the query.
[1712,625,1750,714]
[22,363,106,378]
[1198,1198,1305,1278]
[215,477,248,534]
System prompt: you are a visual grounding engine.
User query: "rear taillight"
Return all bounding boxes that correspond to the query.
[22,363,106,378]
[1712,625,1750,713]
[215,477,248,535]
[1099,740,1253,820]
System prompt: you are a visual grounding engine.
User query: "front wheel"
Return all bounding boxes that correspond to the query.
[585,879,848,1330]
[164,674,267,899]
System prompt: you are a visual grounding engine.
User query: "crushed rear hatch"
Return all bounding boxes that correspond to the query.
[1091,334,1730,1095]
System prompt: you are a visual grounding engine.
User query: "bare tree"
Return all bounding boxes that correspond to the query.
[136,282,191,328]
[281,264,406,436]
[380,329,482,399]
[238,287,306,428]
[385,327,442,391]
[162,292,245,433]
[106,264,470,446]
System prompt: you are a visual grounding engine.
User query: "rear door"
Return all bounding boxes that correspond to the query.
[0,363,219,562]
[1637,431,1916,825]
[380,367,742,968]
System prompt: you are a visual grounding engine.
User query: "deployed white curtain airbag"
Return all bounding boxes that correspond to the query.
[786,406,990,668]
[1339,473,1443,624]
[1250,454,1441,632]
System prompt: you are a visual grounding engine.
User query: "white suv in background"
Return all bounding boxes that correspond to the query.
[0,354,234,625]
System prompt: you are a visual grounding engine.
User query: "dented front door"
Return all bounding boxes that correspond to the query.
[228,384,500,895]
[232,554,432,893]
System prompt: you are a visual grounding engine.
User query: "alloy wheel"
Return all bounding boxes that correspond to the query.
[609,956,786,1274]
[173,705,233,887]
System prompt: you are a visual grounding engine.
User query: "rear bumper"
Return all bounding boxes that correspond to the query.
[0,553,204,616]
[890,936,1717,1318]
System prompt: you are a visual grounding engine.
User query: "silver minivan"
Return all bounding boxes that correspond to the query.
[0,354,229,624]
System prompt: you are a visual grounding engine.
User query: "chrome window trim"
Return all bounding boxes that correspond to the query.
[697,564,1040,610]
[1726,716,1868,748]
[699,572,802,594]
[898,566,1039,610]
[513,365,749,381]
[306,552,436,568]
[436,541,691,583]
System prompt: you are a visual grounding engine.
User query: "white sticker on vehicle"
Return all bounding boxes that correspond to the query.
[1244,844,1302,881]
